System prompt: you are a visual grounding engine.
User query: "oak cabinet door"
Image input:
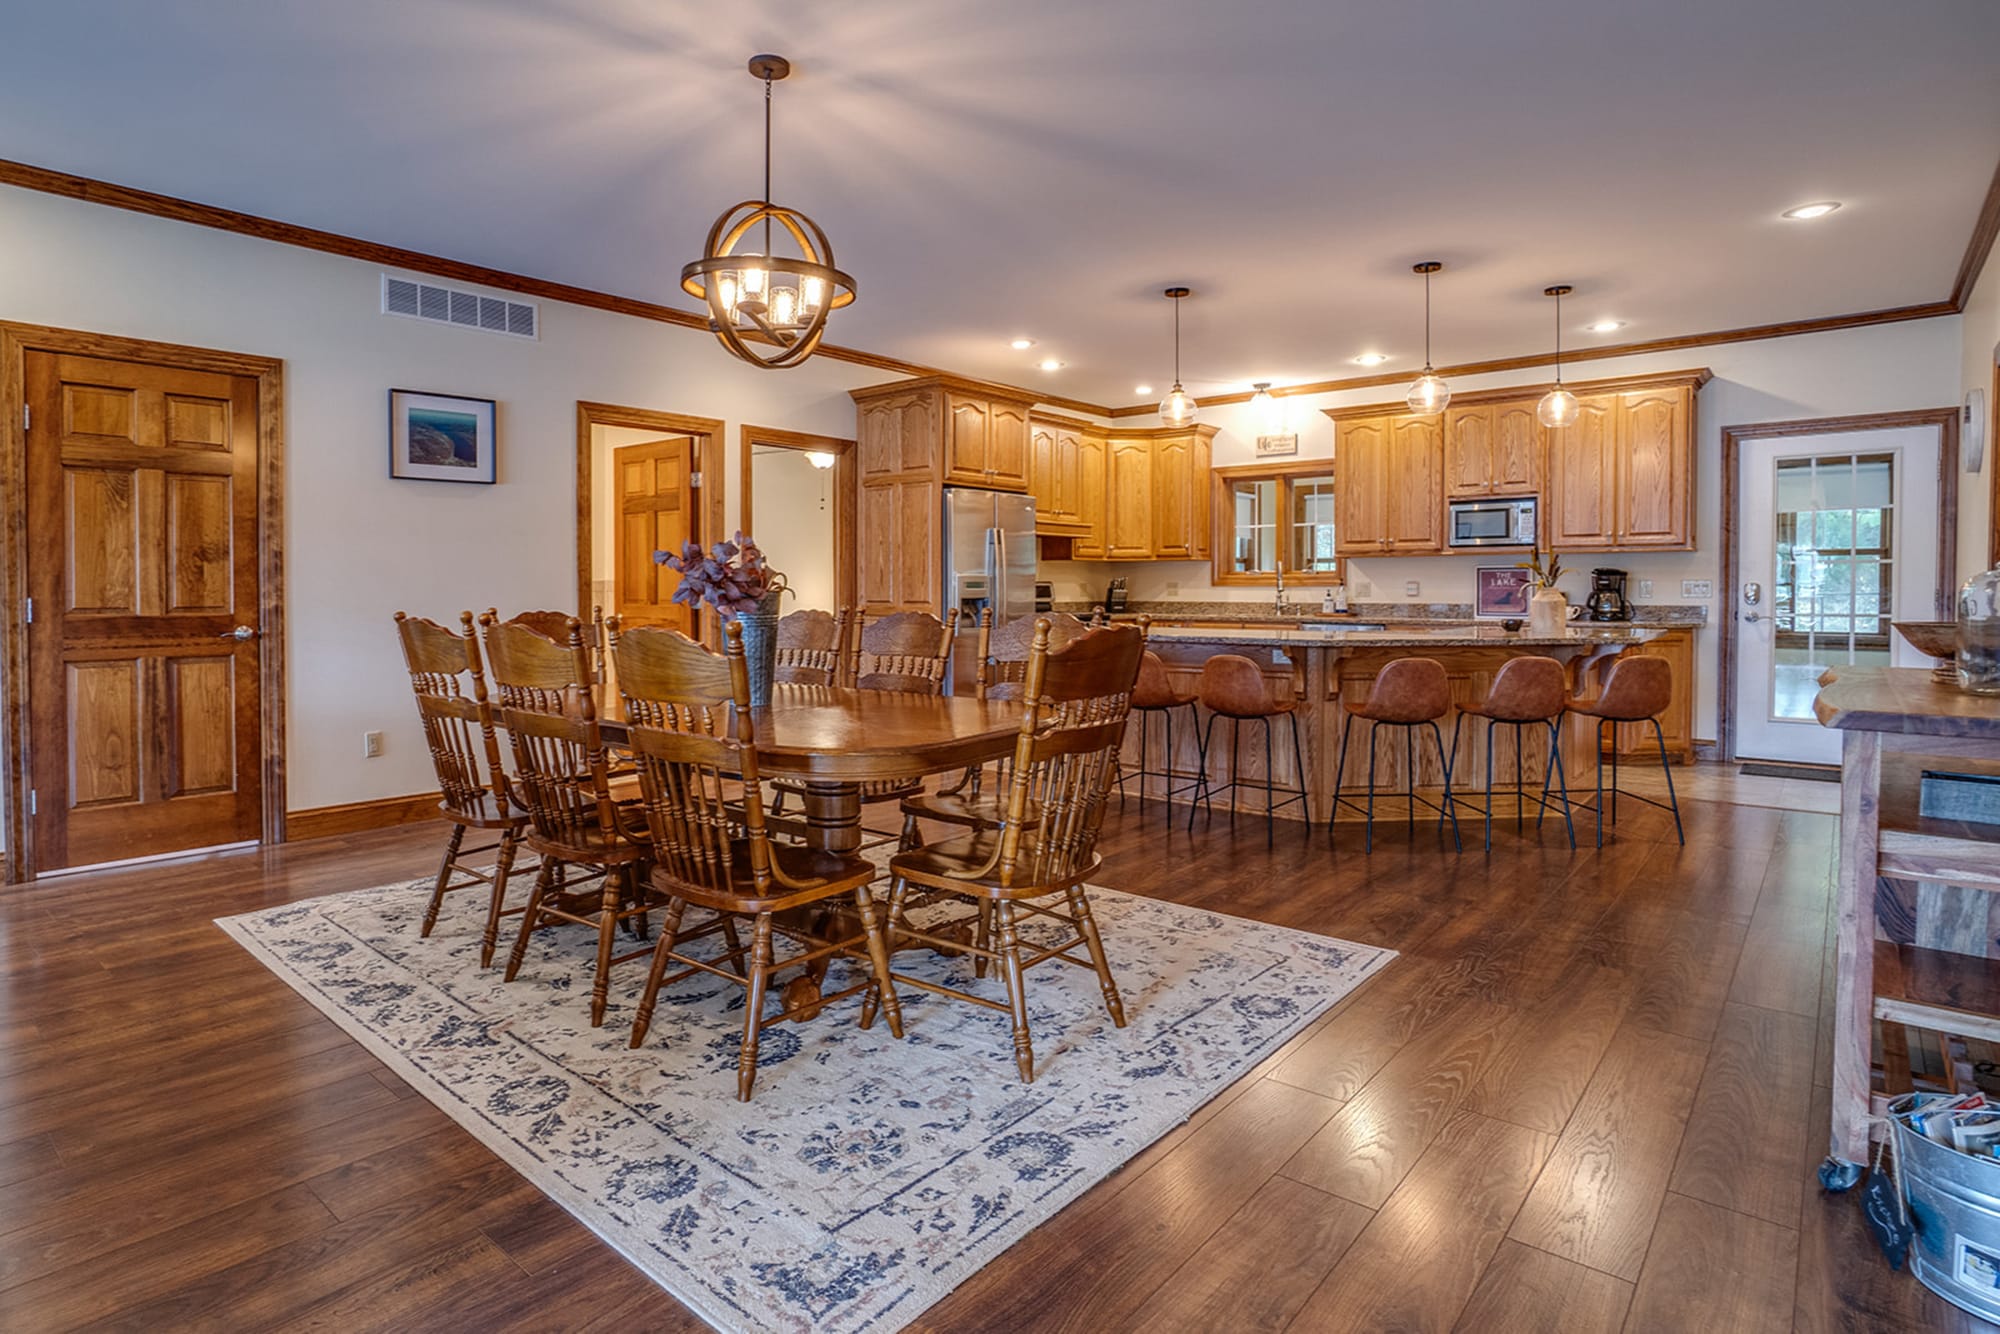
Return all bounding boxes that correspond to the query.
[1614,386,1691,548]
[1492,400,1543,495]
[1030,420,1059,523]
[1444,405,1495,498]
[1385,414,1444,552]
[1056,427,1083,523]
[1335,416,1389,554]
[1546,394,1617,549]
[1107,438,1154,558]
[1073,433,1108,558]
[1152,432,1196,557]
[986,399,1031,490]
[943,392,990,485]
[858,390,934,480]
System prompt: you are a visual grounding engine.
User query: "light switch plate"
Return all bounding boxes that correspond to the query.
[1164,581,1179,598]
[363,730,384,759]
[1682,579,1713,599]
[1637,579,1654,599]
[1404,580,1421,597]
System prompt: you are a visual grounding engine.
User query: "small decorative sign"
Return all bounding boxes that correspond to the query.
[389,389,497,484]
[1255,433,1298,458]
[1474,566,1533,618]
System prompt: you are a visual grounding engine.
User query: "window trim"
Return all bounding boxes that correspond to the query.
[1209,460,1345,586]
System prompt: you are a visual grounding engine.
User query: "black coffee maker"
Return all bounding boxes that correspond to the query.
[1587,568,1632,622]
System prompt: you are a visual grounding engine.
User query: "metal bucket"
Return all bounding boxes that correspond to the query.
[1892,1100,2000,1321]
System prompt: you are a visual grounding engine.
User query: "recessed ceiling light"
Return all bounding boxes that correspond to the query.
[1783,201,1841,220]
[1134,383,1154,395]
[1038,358,1064,371]
[1352,353,1391,366]
[1585,319,1625,334]
[1009,337,1036,349]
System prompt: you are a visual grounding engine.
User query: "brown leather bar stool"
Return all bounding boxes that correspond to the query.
[1125,651,1204,810]
[1328,657,1462,852]
[1565,655,1684,846]
[1447,656,1576,851]
[1187,654,1305,845]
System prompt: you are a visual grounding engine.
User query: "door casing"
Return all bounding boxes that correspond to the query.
[1,322,286,882]
[574,401,724,642]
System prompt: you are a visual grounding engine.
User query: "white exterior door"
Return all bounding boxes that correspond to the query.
[1734,427,1941,763]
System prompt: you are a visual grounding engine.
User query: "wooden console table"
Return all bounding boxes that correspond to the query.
[1817,666,2000,1170]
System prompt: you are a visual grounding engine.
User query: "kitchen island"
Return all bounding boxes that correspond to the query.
[1118,619,1682,825]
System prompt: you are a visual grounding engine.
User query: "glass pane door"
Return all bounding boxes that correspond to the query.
[1769,452,1894,721]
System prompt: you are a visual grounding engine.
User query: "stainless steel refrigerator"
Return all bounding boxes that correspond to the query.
[940,486,1036,689]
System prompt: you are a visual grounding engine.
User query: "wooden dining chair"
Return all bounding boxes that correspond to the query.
[480,613,658,1026]
[393,611,532,966]
[611,619,903,1100]
[493,606,608,683]
[773,607,851,686]
[876,619,1145,1083]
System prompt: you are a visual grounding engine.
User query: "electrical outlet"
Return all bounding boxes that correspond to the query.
[1404,580,1421,597]
[1352,578,1371,599]
[1164,581,1180,598]
[1682,579,1713,599]
[363,730,384,759]
[1637,579,1654,599]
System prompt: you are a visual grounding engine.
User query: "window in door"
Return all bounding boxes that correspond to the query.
[1769,452,1894,720]
[1211,464,1341,584]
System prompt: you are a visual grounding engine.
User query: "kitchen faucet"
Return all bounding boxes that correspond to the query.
[1274,563,1288,616]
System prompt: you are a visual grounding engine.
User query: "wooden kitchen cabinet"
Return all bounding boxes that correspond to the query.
[1106,436,1154,558]
[1030,414,1094,537]
[1333,413,1441,554]
[1151,428,1212,559]
[1603,626,1697,763]
[1446,402,1542,497]
[1333,415,1388,554]
[1547,382,1695,551]
[1545,392,1618,548]
[943,390,1030,491]
[1072,431,1107,558]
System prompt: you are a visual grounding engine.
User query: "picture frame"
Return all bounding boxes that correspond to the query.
[1474,565,1532,618]
[389,389,497,484]
[1254,433,1299,458]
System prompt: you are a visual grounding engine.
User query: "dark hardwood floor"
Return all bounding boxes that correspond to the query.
[0,781,1989,1331]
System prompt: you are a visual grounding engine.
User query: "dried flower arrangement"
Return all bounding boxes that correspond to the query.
[1517,545,1568,590]
[653,532,789,618]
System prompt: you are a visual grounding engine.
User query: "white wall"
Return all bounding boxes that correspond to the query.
[0,183,924,811]
[1961,258,2000,583]
[1048,315,1970,742]
[748,447,839,612]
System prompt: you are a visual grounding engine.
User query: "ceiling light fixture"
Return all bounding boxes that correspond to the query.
[1009,337,1036,349]
[1536,285,1581,428]
[680,55,855,370]
[1038,358,1065,371]
[1353,352,1391,366]
[1585,319,1624,334]
[1250,382,1283,433]
[1782,201,1842,220]
[1134,384,1154,396]
[1404,262,1450,414]
[804,450,837,470]
[1157,287,1199,426]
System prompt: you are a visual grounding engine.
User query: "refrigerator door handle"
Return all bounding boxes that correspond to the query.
[993,525,1006,609]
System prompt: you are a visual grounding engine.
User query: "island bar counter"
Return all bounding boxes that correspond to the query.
[1816,666,2000,1170]
[1119,623,1682,823]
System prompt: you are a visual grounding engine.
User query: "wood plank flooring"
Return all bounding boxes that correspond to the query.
[0,775,1992,1331]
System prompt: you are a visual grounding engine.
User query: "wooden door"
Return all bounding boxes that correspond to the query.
[943,392,990,485]
[1335,416,1389,553]
[1615,386,1692,547]
[1385,415,1444,551]
[987,400,1031,491]
[24,350,262,868]
[1152,432,1196,557]
[1030,420,1058,523]
[612,437,697,633]
[1073,433,1108,558]
[1107,437,1154,558]
[857,390,934,480]
[1547,394,1617,548]
[1492,400,1543,495]
[1444,405,1495,498]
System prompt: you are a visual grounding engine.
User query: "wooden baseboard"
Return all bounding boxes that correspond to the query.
[287,792,442,841]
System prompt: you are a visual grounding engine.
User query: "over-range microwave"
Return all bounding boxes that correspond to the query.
[1447,496,1537,548]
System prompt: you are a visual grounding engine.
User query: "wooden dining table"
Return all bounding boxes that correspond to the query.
[592,681,1024,851]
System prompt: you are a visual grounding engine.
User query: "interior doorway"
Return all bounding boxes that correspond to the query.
[739,425,856,613]
[1,323,286,881]
[575,402,722,639]
[1722,410,1956,763]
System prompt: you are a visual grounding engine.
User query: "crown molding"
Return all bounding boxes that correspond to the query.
[1318,367,1714,422]
[1952,153,2000,311]
[0,158,1115,419]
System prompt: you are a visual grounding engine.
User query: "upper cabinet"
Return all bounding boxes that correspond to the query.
[1029,415,1099,542]
[942,389,1031,490]
[1071,431,1108,559]
[1150,428,1212,559]
[1332,369,1706,556]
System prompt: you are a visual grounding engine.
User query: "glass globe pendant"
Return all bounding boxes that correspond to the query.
[1536,285,1579,428]
[1403,261,1450,414]
[1158,287,1200,426]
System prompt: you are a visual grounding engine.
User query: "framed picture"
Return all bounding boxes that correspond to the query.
[1474,565,1532,618]
[389,389,496,483]
[1255,433,1299,458]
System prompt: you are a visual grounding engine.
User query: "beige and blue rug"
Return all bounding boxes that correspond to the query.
[218,867,1391,1333]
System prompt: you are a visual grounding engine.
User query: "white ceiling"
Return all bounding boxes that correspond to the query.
[4,0,1998,407]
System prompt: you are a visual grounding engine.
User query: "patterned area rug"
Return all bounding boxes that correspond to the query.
[217,867,1391,1333]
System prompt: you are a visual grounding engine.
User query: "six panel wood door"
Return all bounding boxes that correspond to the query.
[1546,393,1617,548]
[25,350,262,868]
[1615,385,1692,547]
[1385,415,1445,551]
[1334,416,1389,554]
[1106,437,1154,558]
[612,437,696,633]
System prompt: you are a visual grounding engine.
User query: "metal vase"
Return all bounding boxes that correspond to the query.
[735,592,783,706]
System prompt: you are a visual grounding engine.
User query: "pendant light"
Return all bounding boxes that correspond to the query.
[1536,285,1581,428]
[1404,261,1450,414]
[1158,287,1200,426]
[680,55,856,370]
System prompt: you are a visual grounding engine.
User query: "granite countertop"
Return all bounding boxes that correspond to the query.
[1143,623,1668,649]
[1056,599,1708,627]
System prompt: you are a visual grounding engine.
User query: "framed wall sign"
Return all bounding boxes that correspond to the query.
[389,389,497,483]
[1255,433,1299,458]
[1474,565,1532,618]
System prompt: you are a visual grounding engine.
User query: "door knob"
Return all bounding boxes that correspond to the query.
[219,625,258,641]
[1741,611,1764,623]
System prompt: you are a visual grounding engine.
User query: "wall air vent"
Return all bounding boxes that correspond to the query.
[381,274,538,340]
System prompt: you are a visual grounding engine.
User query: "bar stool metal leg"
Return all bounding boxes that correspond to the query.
[1652,717,1685,844]
[1364,720,1380,854]
[1329,717,1354,835]
[1427,719,1462,852]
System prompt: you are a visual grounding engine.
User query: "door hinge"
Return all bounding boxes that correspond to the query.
[20,404,28,432]
[689,471,703,488]
[22,596,32,625]
[27,789,36,816]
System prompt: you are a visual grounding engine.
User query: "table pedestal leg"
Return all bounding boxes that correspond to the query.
[799,781,862,854]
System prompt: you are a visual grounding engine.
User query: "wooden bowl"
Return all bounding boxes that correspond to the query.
[1893,621,1958,659]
